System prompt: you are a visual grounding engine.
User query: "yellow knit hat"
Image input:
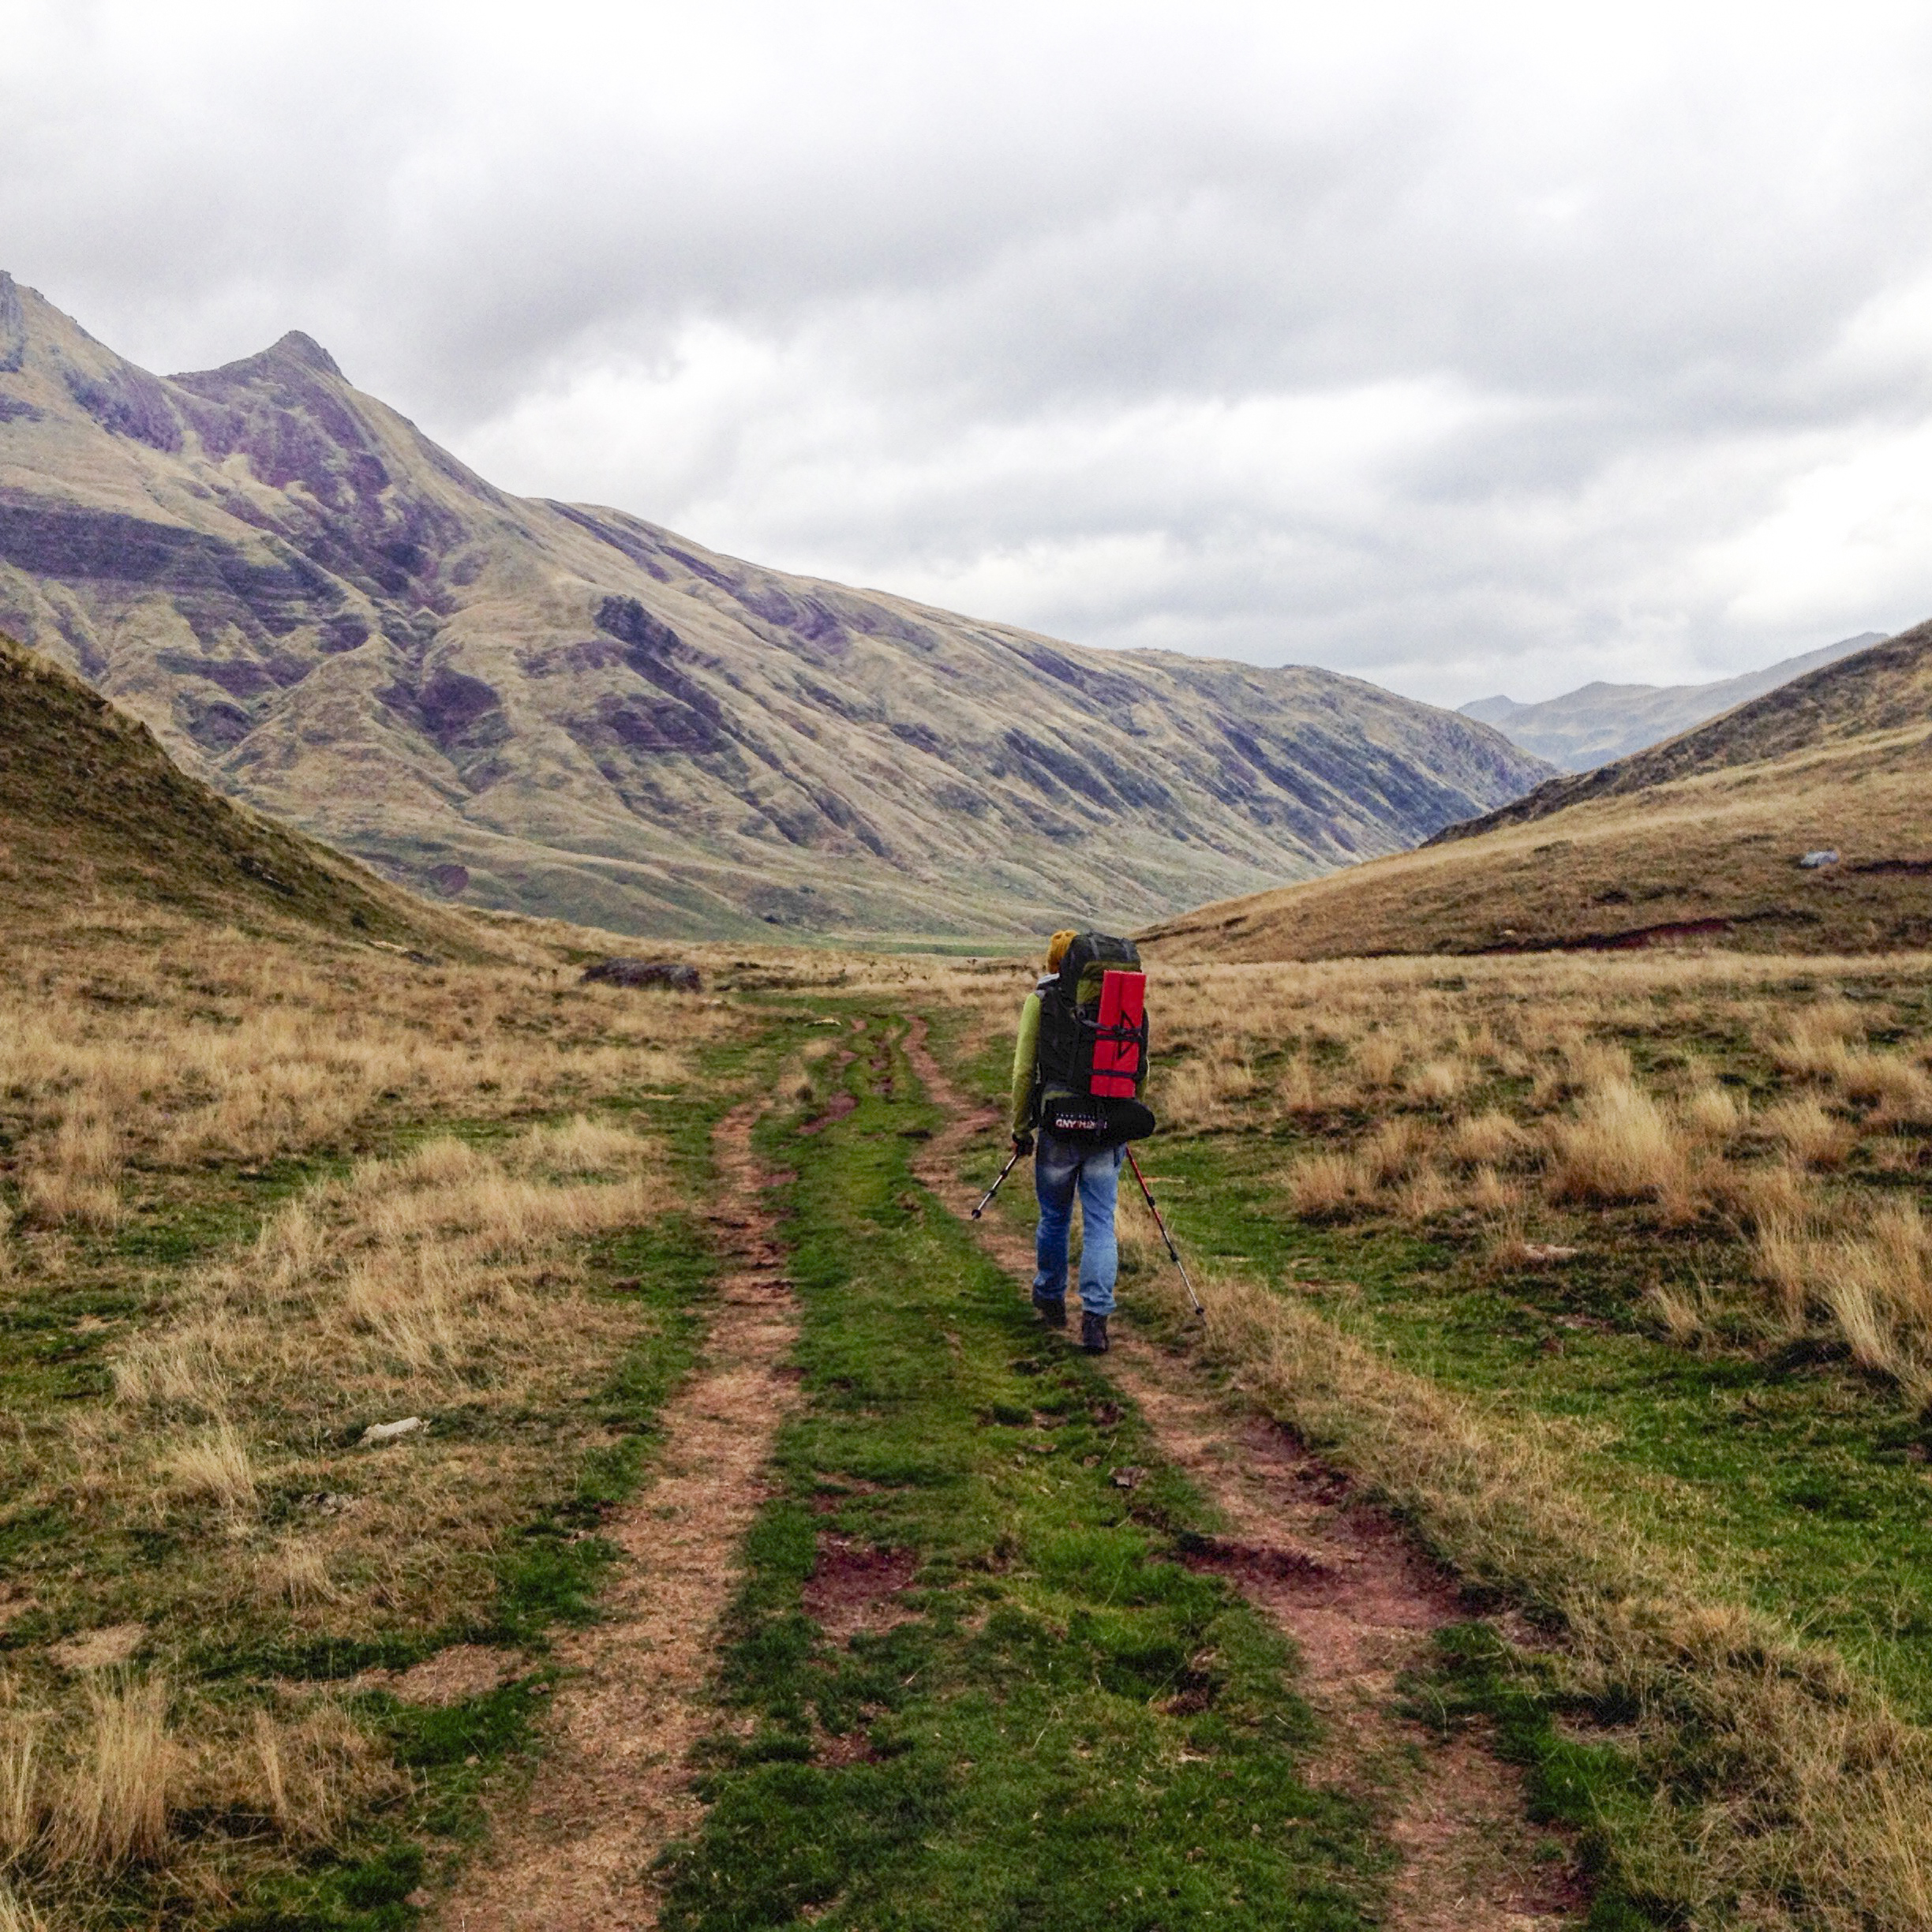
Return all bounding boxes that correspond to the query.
[1046,928,1079,972]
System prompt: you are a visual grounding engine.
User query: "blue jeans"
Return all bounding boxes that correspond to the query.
[1033,1132,1125,1316]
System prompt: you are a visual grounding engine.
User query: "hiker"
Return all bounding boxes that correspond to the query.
[1009,929,1153,1354]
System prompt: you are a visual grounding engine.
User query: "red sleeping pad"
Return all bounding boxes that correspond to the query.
[1091,969,1145,1097]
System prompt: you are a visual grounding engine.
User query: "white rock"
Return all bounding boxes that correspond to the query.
[360,1416,427,1446]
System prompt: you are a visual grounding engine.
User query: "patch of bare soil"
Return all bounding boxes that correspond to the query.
[901,1017,1584,1931]
[802,1535,919,1639]
[796,1091,857,1136]
[437,1092,800,1932]
[798,1046,860,1135]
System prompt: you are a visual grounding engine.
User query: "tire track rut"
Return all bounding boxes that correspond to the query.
[439,1094,798,1932]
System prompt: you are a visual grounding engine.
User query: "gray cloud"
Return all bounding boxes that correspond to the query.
[8,0,1932,703]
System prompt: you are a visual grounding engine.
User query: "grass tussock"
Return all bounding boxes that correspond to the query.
[51,1678,177,1874]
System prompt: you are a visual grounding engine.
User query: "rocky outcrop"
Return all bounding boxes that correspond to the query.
[0,271,1552,938]
[580,959,702,991]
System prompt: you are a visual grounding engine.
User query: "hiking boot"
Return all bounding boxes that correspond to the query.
[1080,1311,1110,1354]
[1032,1289,1067,1329]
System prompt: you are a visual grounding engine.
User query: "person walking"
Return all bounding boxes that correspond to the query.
[1009,928,1125,1353]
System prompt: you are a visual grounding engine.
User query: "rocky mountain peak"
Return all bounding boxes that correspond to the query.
[262,330,345,380]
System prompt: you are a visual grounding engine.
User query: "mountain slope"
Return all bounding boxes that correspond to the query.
[1460,631,1886,770]
[0,272,1549,940]
[0,629,464,949]
[1143,617,1932,961]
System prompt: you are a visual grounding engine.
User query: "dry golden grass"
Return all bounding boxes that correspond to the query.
[108,1116,671,1468]
[0,1676,395,1908]
[1751,1200,1932,1395]
[0,897,762,1920]
[49,1679,176,1874]
[0,913,721,1230]
[0,1707,40,1867]
[1762,1094,1856,1169]
[1132,947,1932,1391]
[1548,1080,1691,1208]
[162,1425,258,1513]
[0,1880,47,1932]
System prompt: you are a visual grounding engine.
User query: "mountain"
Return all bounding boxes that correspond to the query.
[0,628,461,950]
[1460,632,1887,771]
[1142,617,1932,962]
[0,272,1549,941]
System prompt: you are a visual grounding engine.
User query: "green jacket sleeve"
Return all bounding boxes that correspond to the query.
[1009,991,1042,1137]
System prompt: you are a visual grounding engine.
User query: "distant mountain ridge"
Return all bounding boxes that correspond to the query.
[1437,622,1932,845]
[1144,616,1932,961]
[1461,632,1886,771]
[0,272,1550,940]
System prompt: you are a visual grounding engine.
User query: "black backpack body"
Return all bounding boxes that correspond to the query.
[1032,932,1156,1147]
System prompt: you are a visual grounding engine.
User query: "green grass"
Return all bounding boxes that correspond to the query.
[658,1017,1392,1932]
[1140,1130,1932,1720]
[1398,1627,1656,1932]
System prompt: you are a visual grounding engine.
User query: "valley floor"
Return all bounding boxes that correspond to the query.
[7,930,1932,1930]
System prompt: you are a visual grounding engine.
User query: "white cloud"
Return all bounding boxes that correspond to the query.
[6,0,1932,704]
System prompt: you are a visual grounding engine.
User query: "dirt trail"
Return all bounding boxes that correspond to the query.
[438,1095,799,1932]
[901,1017,1582,1932]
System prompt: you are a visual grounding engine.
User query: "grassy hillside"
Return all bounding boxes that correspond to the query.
[0,631,463,952]
[1144,619,1932,961]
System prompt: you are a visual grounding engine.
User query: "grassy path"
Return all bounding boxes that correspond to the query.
[624,1007,1608,1931]
[653,1009,1388,1930]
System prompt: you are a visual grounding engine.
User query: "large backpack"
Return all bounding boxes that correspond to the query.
[1032,932,1156,1147]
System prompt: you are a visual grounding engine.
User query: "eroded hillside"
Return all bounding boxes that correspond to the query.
[0,272,1548,940]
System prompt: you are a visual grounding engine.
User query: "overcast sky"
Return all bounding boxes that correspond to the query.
[7,1,1932,705]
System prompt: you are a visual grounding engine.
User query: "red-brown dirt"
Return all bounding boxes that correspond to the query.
[800,1536,921,1639]
[436,1092,800,1932]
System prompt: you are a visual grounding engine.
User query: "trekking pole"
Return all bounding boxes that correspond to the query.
[1125,1147,1205,1318]
[972,1145,1024,1220]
